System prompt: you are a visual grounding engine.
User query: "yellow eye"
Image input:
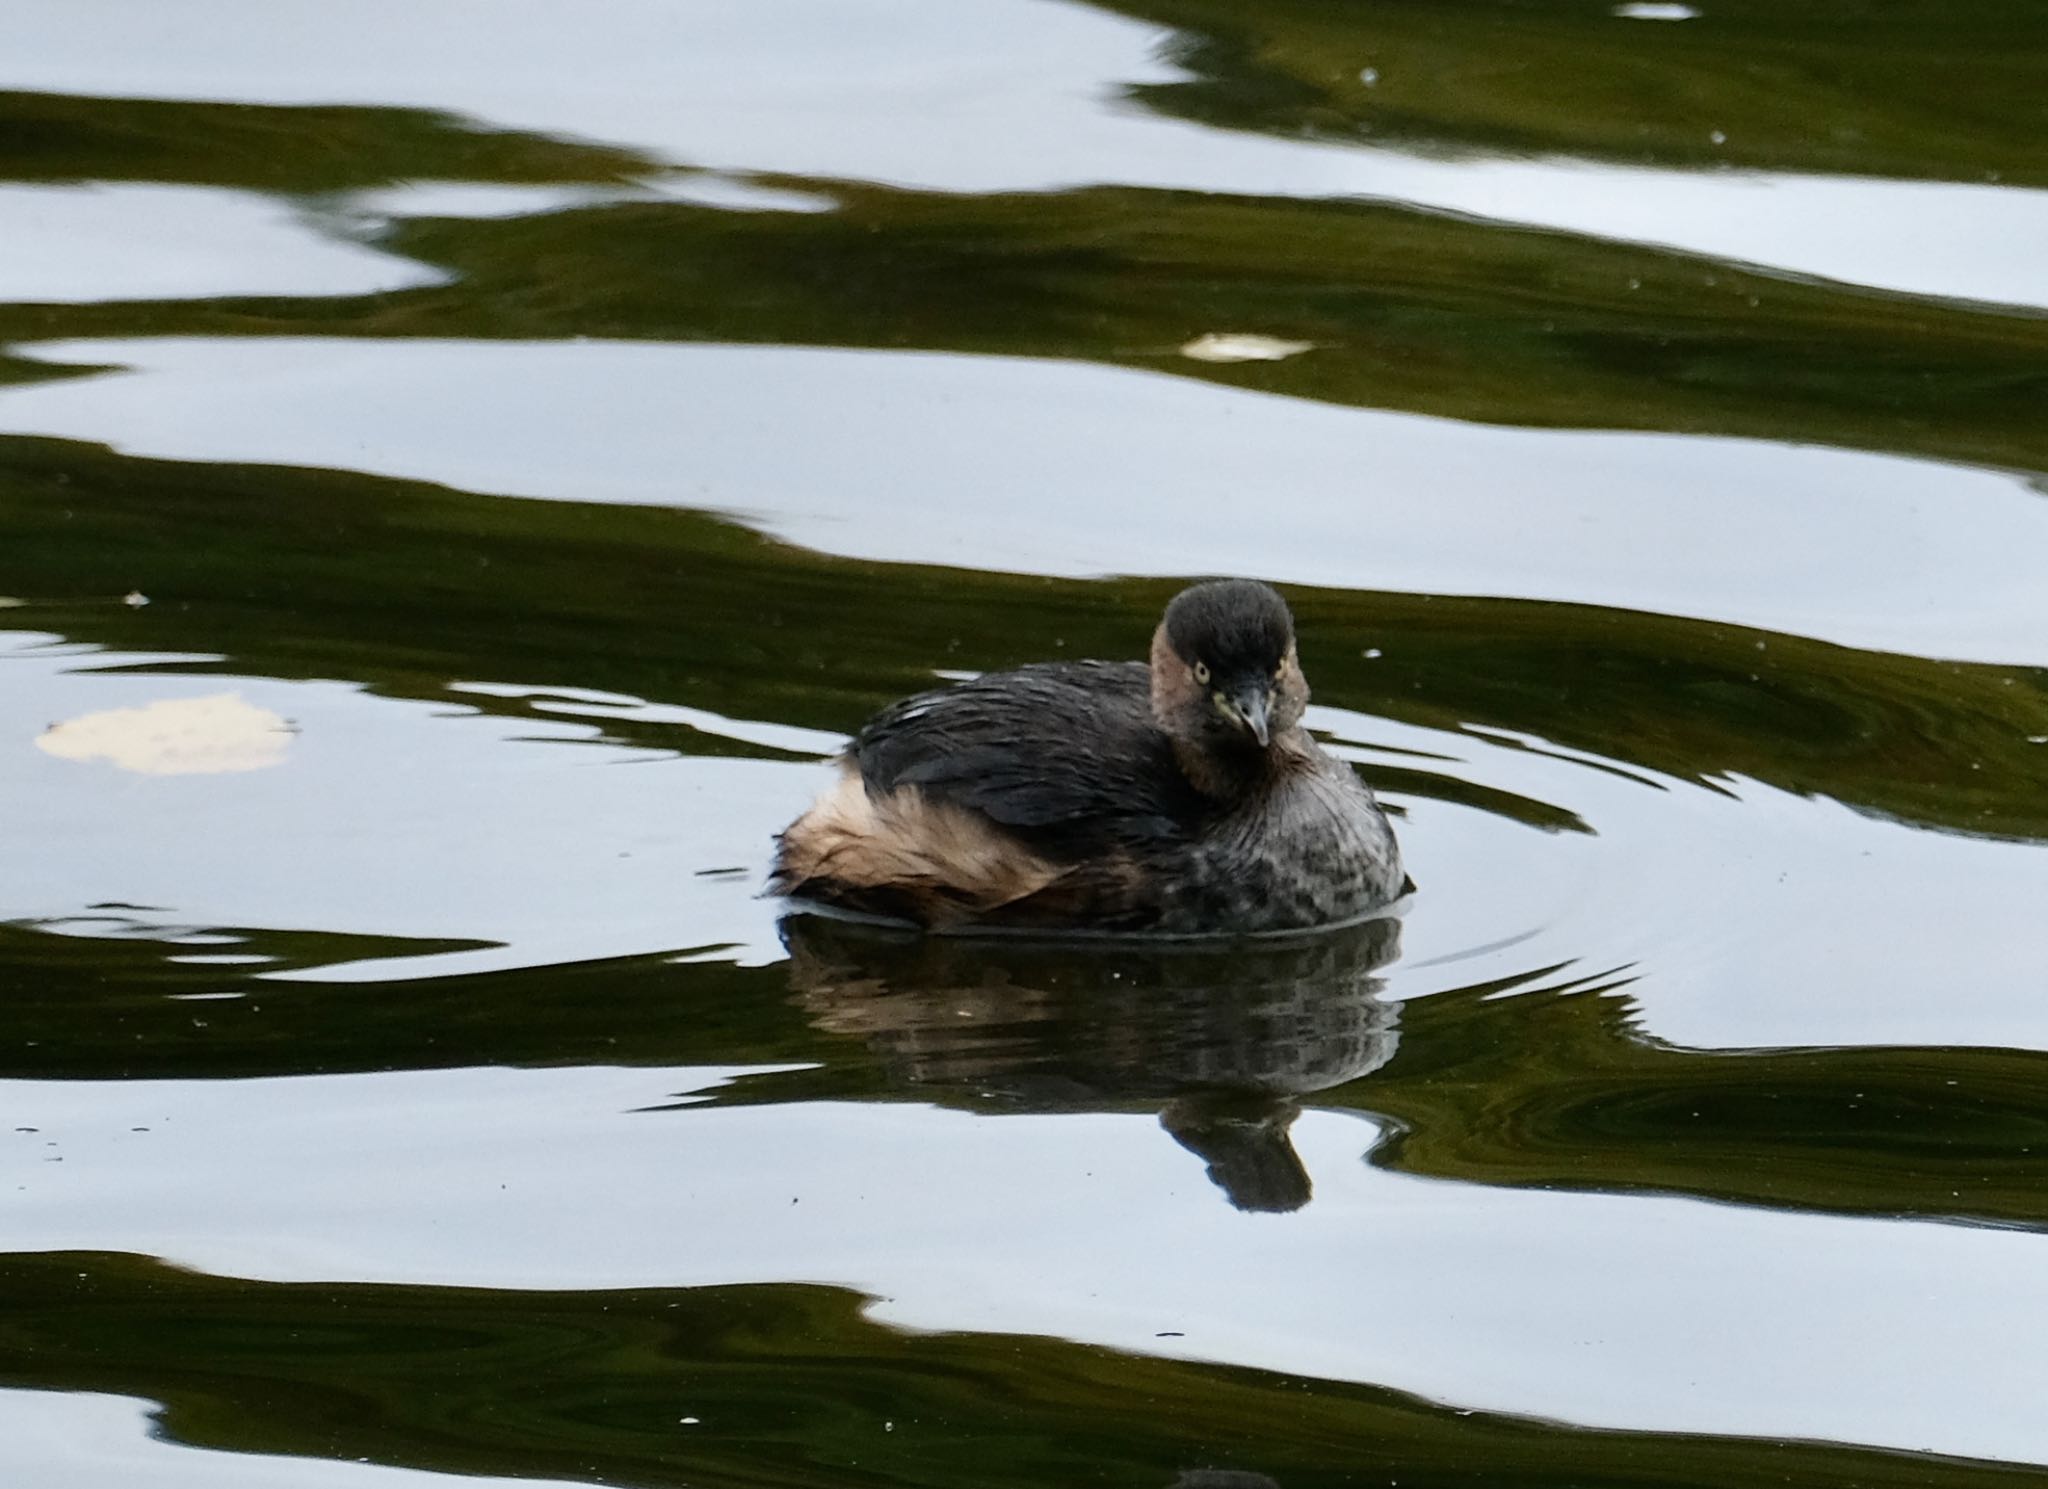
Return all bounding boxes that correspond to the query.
[1193,660,1211,684]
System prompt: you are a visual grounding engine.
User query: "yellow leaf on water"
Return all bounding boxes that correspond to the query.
[37,693,292,776]
[1178,333,1315,363]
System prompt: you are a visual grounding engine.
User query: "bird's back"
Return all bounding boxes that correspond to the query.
[773,662,1207,927]
[854,661,1202,858]
[772,659,1404,932]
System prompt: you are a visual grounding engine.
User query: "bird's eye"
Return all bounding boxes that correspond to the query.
[1193,660,1211,684]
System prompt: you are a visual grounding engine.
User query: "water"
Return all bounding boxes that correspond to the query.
[4,2,2048,1484]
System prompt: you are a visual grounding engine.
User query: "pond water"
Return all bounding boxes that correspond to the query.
[4,2,2048,1485]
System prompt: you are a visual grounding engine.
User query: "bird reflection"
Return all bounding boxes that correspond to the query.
[781,913,1403,1212]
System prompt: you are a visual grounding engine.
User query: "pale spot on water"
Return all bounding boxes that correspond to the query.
[36,693,293,776]
[1179,333,1316,364]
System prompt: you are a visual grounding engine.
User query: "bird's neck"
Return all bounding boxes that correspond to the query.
[1172,730,1304,801]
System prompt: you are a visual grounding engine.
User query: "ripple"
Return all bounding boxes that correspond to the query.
[0,184,442,301]
[6,1,2044,302]
[6,1069,2048,1463]
[7,340,2044,665]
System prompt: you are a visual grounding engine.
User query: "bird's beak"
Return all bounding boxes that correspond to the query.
[1228,685,1272,747]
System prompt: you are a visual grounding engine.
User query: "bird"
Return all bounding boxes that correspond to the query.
[771,579,1407,933]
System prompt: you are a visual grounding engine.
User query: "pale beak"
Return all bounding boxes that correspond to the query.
[1227,685,1272,747]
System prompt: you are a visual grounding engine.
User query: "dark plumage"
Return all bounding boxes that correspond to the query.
[856,661,1192,849]
[772,579,1407,932]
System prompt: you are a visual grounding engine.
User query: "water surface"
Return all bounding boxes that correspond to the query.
[4,2,2047,1485]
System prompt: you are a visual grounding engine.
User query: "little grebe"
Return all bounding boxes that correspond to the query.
[772,579,1407,932]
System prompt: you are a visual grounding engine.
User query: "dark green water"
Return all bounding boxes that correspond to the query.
[4,3,2048,1485]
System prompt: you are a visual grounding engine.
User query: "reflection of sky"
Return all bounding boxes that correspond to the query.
[0,184,440,301]
[7,0,2046,305]
[4,4,2043,1481]
[9,633,2048,1053]
[0,1388,592,1489]
[8,339,2046,667]
[0,634,802,976]
[1378,709,2048,1053]
[8,1066,2047,1466]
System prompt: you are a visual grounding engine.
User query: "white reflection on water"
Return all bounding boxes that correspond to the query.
[5,339,2044,667]
[0,185,443,302]
[4,0,2044,305]
[0,634,803,978]
[6,1067,2046,1466]
[6,634,2048,1053]
[1377,709,2048,1054]
[0,1387,595,1489]
[449,679,846,758]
